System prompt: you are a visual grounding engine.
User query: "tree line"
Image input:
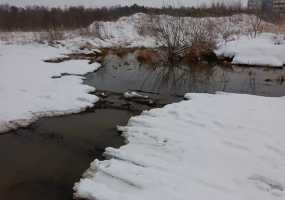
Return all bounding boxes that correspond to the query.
[0,3,253,31]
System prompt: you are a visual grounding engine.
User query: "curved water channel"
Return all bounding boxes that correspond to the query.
[0,53,285,200]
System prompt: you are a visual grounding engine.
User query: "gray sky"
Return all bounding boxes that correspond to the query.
[0,0,248,8]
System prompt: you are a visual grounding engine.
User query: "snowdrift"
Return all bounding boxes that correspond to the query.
[75,93,285,200]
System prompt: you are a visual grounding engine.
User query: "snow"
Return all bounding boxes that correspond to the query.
[123,91,149,99]
[216,33,285,67]
[74,92,285,200]
[1,14,263,48]
[1,13,283,68]
[0,43,100,133]
[89,13,157,48]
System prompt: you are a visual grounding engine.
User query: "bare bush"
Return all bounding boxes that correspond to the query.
[33,32,48,42]
[139,15,218,62]
[90,22,104,39]
[78,28,94,37]
[248,11,264,38]
[32,27,65,43]
[47,27,65,42]
[184,19,218,62]
[0,32,14,42]
[215,16,242,43]
[89,22,109,40]
[151,15,188,60]
[187,19,217,49]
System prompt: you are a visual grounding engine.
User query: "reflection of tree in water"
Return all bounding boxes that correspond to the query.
[137,63,283,96]
[211,66,257,94]
[138,63,218,95]
[88,53,285,97]
[248,70,256,94]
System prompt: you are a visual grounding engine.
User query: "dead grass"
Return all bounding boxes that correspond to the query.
[135,49,161,64]
[279,19,285,33]
[262,18,285,34]
[98,47,138,58]
[182,41,217,64]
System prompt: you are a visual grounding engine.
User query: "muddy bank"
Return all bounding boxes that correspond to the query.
[44,47,221,66]
[45,46,285,77]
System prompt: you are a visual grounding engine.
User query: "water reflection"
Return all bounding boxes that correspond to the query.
[85,53,285,97]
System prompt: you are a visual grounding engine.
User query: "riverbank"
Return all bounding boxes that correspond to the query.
[1,13,285,68]
[1,12,285,200]
[1,42,285,200]
[0,44,100,133]
[75,93,285,200]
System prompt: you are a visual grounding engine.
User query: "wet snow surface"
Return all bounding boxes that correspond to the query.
[0,44,100,133]
[75,93,285,200]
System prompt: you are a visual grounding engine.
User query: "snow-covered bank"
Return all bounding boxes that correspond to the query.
[0,43,100,133]
[88,13,272,48]
[75,93,285,200]
[216,33,285,67]
[1,14,284,67]
[0,14,274,48]
[73,14,285,67]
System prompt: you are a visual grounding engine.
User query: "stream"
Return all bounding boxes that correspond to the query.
[0,52,284,200]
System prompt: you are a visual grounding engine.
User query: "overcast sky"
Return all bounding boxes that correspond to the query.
[0,0,248,8]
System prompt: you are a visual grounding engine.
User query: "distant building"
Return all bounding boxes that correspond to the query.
[248,0,273,11]
[273,0,285,13]
[248,0,263,10]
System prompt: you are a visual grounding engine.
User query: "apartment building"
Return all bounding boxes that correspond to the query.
[273,0,285,13]
[248,0,273,10]
[248,0,264,10]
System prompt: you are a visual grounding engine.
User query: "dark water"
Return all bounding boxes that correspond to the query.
[0,53,284,200]
[0,110,131,200]
[86,53,285,97]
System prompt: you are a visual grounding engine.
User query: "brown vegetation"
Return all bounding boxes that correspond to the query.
[103,48,137,58]
[139,15,218,63]
[183,42,218,64]
[135,49,162,64]
[279,19,285,33]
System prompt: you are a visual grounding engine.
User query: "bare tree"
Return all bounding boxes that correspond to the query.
[138,14,218,62]
[248,10,264,38]
[215,15,242,43]
[187,18,217,49]
[150,15,189,61]
[46,26,65,42]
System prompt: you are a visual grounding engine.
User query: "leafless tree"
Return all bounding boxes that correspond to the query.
[215,16,242,43]
[187,18,217,48]
[150,15,189,60]
[141,15,217,62]
[46,27,65,42]
[248,10,264,38]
